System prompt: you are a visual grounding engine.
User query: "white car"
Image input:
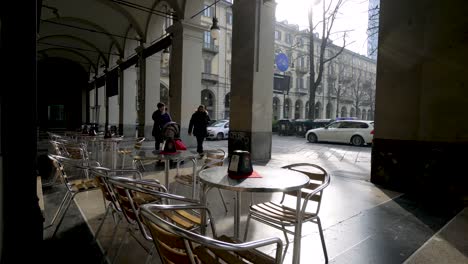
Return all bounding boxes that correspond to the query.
[305,120,374,146]
[207,120,229,140]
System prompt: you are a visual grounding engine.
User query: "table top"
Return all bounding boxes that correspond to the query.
[132,149,198,161]
[199,165,310,192]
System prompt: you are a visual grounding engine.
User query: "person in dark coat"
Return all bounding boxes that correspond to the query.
[152,102,172,150]
[188,105,210,154]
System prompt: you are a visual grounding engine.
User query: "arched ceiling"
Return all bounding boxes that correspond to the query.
[38,0,193,76]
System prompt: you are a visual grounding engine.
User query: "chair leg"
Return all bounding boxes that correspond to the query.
[217,188,228,213]
[243,213,252,241]
[144,243,155,264]
[52,193,76,238]
[112,227,130,264]
[94,204,112,242]
[101,216,122,262]
[45,191,70,229]
[316,217,328,263]
[281,225,290,264]
[121,154,126,169]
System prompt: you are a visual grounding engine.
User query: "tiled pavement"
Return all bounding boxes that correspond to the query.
[40,134,467,264]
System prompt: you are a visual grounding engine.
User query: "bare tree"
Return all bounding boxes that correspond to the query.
[366,1,380,57]
[307,0,350,119]
[362,76,376,120]
[330,56,352,117]
[349,67,368,117]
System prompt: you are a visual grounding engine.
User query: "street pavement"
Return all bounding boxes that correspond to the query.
[201,133,372,182]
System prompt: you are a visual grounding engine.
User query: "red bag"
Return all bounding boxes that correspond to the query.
[174,139,187,150]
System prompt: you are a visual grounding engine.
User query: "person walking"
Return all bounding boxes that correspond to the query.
[188,105,210,155]
[152,102,172,150]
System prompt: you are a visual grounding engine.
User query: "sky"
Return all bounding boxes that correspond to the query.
[274,0,370,55]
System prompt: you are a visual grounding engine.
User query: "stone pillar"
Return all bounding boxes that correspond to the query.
[136,44,146,137]
[118,66,124,135]
[371,0,468,203]
[145,53,161,139]
[229,0,276,161]
[123,66,137,136]
[167,21,205,147]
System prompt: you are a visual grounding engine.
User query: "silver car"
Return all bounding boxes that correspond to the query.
[305,120,374,146]
[206,120,229,140]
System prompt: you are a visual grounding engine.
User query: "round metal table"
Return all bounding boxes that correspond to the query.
[199,165,310,264]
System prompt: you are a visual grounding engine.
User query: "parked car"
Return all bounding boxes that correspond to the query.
[305,120,374,146]
[208,119,217,126]
[295,119,333,137]
[277,119,296,136]
[206,120,229,140]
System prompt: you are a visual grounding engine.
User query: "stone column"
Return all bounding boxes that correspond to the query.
[136,44,146,137]
[229,0,276,161]
[145,52,161,139]
[118,66,124,135]
[167,21,205,147]
[371,0,468,202]
[122,66,137,136]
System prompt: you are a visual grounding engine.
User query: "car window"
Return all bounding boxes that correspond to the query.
[358,122,369,128]
[224,122,229,128]
[327,122,341,128]
[339,122,354,128]
[210,121,227,127]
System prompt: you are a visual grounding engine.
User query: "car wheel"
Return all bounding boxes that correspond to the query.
[351,135,364,146]
[216,132,224,140]
[307,133,317,143]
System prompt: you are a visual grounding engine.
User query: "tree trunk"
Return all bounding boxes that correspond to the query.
[308,9,316,120]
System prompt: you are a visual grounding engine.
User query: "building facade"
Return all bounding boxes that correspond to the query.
[161,1,377,122]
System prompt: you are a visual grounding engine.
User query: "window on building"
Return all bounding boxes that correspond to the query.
[297,37,303,47]
[204,31,212,45]
[274,30,281,40]
[286,33,292,44]
[227,34,232,52]
[204,59,212,73]
[203,5,212,17]
[226,12,233,25]
[226,62,231,79]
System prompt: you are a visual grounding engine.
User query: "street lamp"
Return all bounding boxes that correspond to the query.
[210,1,220,40]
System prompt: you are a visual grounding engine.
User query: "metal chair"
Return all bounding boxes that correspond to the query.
[106,176,200,263]
[117,137,145,169]
[45,154,101,237]
[140,202,284,264]
[243,163,331,263]
[174,148,228,212]
[88,166,144,247]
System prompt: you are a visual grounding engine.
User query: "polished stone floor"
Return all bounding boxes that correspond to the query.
[40,135,468,264]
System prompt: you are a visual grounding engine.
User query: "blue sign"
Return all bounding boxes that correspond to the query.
[275,53,289,72]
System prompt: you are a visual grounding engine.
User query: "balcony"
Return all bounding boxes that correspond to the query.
[297,87,308,95]
[202,72,219,84]
[160,66,169,77]
[202,42,219,54]
[295,65,309,74]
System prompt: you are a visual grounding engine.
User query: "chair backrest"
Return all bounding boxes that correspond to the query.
[107,176,194,241]
[47,154,100,193]
[118,137,145,153]
[281,163,330,215]
[88,167,142,213]
[140,203,283,264]
[203,149,226,168]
